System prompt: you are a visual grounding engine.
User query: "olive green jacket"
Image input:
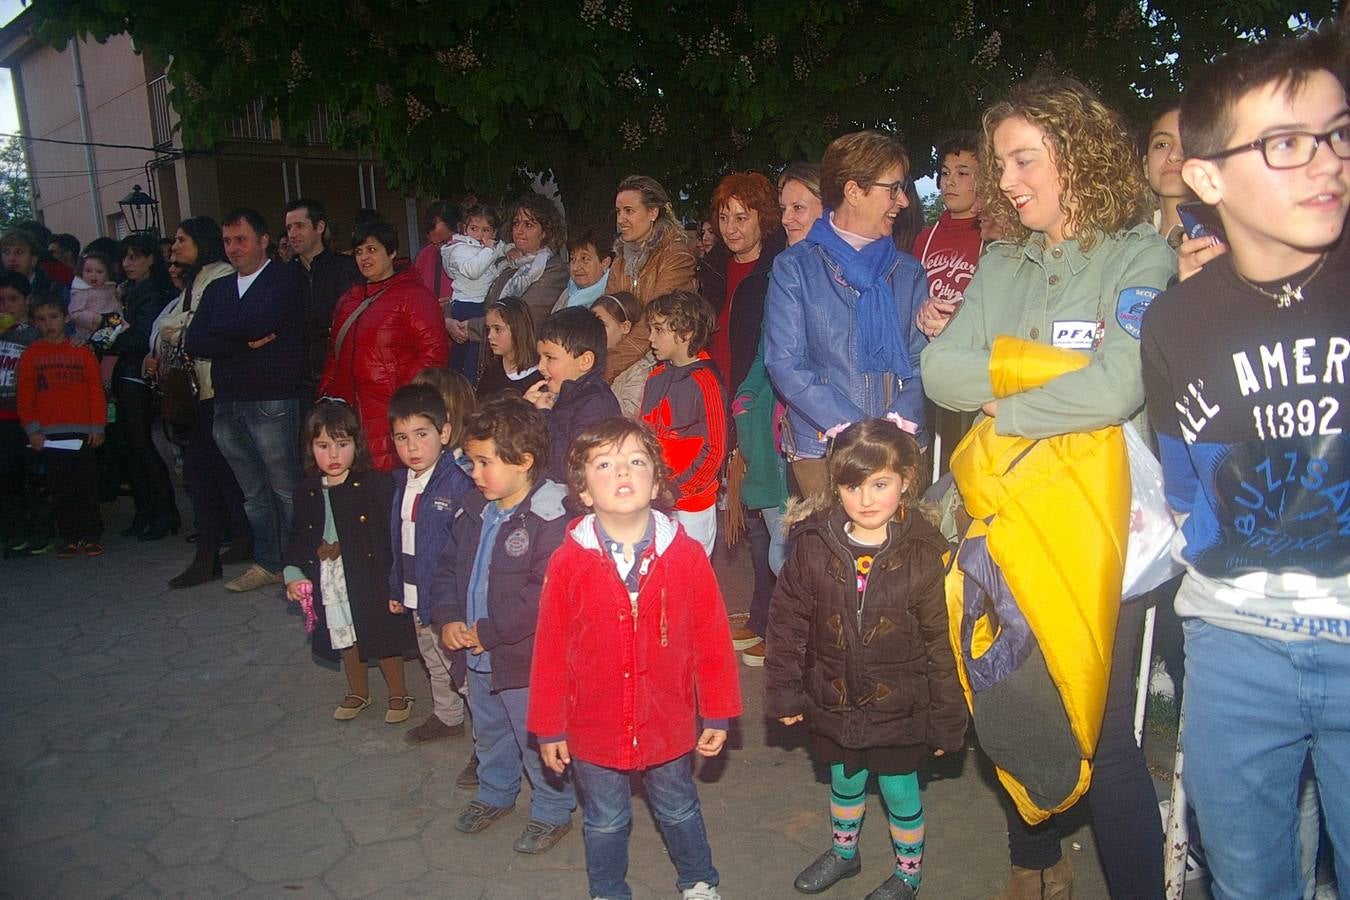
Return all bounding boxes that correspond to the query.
[921,223,1175,439]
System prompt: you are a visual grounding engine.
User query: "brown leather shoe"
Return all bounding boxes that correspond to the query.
[730,624,762,650]
[455,799,514,834]
[404,715,466,744]
[455,753,480,788]
[741,640,766,666]
[512,818,571,854]
[993,855,1074,900]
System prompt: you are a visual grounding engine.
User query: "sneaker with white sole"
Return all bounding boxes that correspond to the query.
[740,641,765,666]
[729,624,762,650]
[682,882,721,900]
[226,564,283,593]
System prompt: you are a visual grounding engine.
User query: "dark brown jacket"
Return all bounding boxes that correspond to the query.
[764,507,967,753]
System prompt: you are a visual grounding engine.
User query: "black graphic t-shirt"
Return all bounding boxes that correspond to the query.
[1142,237,1349,641]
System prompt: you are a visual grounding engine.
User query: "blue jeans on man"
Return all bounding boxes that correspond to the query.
[465,669,574,826]
[1182,618,1350,900]
[572,752,719,900]
[212,398,301,573]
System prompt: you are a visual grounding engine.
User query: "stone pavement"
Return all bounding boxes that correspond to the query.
[0,506,1141,899]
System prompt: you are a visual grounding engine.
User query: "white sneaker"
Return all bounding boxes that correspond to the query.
[682,883,720,899]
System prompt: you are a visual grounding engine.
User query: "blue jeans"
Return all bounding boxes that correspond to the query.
[761,504,787,576]
[572,753,718,899]
[465,669,574,825]
[212,399,301,572]
[1182,618,1350,900]
[449,299,483,384]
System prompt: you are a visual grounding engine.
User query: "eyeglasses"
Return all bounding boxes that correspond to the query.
[864,179,908,200]
[1202,126,1350,170]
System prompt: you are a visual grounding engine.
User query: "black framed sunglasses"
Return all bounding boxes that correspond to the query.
[1202,126,1350,170]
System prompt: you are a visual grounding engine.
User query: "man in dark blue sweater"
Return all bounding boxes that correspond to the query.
[186,208,307,592]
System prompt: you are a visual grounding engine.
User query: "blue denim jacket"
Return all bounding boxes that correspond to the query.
[763,240,929,458]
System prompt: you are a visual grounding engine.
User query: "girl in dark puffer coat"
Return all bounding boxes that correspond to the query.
[765,418,967,900]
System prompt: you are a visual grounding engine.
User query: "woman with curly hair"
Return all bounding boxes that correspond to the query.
[921,76,1175,899]
[697,171,785,395]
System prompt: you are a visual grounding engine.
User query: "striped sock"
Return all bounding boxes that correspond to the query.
[879,772,925,888]
[829,762,869,860]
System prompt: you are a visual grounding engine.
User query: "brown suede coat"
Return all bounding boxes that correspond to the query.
[603,228,697,380]
[764,507,967,753]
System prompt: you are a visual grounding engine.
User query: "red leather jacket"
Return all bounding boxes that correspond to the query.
[319,267,449,470]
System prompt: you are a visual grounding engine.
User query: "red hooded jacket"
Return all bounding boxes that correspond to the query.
[319,267,449,470]
[528,512,743,770]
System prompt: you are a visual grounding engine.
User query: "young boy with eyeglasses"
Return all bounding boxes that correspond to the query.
[1140,31,1350,900]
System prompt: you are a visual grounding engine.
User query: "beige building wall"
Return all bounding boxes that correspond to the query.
[1,10,420,254]
[12,32,158,240]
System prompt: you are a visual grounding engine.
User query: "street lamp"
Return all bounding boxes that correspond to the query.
[117,185,159,235]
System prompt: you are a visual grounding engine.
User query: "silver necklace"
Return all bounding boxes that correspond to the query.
[1234,254,1327,308]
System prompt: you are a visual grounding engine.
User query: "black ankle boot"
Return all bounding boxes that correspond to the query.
[139,510,183,542]
[168,551,222,589]
[120,511,151,538]
[219,537,253,566]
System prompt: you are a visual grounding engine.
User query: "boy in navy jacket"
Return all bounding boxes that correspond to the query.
[385,384,475,744]
[430,397,575,854]
[523,306,620,484]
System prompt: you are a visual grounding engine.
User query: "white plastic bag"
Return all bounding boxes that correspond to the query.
[1122,423,1183,601]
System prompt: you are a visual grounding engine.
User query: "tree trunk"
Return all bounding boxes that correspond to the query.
[547,136,619,237]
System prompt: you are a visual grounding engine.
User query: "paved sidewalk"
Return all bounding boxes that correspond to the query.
[1,507,1125,899]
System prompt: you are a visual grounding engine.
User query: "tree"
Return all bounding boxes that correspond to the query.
[0,136,34,230]
[33,0,1331,221]
[922,191,943,227]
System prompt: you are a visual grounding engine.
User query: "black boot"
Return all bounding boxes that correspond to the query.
[168,551,222,589]
[219,537,254,566]
[120,510,151,538]
[139,509,183,542]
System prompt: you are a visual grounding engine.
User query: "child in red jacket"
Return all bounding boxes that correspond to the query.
[18,294,107,557]
[528,417,741,900]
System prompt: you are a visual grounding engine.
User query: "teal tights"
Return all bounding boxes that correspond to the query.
[829,763,926,888]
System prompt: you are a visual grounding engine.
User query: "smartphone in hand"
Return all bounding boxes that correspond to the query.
[1177,200,1225,243]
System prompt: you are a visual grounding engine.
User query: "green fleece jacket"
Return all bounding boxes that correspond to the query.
[921,223,1175,439]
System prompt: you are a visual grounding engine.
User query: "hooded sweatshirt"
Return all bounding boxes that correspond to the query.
[640,351,726,512]
[912,211,983,302]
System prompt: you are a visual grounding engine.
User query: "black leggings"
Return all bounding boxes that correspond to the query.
[1002,599,1164,899]
[183,398,250,555]
[113,379,177,523]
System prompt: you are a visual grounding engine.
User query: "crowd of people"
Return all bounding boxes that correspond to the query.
[0,24,1346,900]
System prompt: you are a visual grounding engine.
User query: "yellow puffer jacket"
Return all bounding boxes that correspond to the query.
[946,335,1130,824]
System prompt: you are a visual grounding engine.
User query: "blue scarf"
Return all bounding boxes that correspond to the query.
[564,277,608,309]
[805,212,912,376]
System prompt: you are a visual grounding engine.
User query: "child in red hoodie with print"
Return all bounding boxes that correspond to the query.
[528,417,741,900]
[18,293,107,557]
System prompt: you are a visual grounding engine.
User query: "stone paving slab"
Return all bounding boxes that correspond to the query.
[0,503,1146,899]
